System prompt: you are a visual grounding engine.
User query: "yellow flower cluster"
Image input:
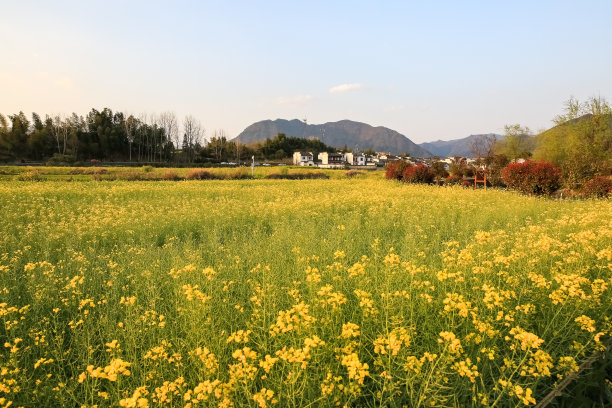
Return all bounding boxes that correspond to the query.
[78,358,131,383]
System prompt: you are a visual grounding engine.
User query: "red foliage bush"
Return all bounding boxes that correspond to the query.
[501,161,561,196]
[402,164,434,184]
[582,176,612,198]
[385,160,411,181]
[444,174,463,186]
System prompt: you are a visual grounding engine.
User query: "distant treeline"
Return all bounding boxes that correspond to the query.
[0,108,336,164]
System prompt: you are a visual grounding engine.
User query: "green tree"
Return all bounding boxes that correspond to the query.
[497,124,532,161]
[430,161,448,185]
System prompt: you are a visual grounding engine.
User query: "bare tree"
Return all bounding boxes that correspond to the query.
[183,115,202,163]
[235,139,243,162]
[470,134,497,163]
[211,129,227,161]
[51,114,70,155]
[159,111,179,149]
[138,113,148,162]
[123,113,137,161]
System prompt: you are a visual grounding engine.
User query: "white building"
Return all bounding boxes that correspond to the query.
[344,152,367,166]
[292,151,315,166]
[318,152,345,166]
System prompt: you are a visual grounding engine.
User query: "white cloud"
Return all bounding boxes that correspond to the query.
[329,83,363,93]
[275,94,314,105]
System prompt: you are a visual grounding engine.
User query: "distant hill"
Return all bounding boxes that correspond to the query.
[234,119,432,157]
[419,134,502,158]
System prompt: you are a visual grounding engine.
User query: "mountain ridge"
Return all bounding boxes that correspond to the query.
[234,119,432,157]
[418,133,503,158]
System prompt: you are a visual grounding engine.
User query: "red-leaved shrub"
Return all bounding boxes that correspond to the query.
[402,164,434,184]
[445,174,463,185]
[385,160,411,181]
[582,176,612,198]
[501,161,561,196]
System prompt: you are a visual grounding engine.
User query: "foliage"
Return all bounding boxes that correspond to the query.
[0,179,610,407]
[259,133,336,160]
[502,160,561,196]
[496,124,534,161]
[402,164,434,184]
[581,176,612,198]
[161,170,181,181]
[533,96,612,185]
[444,174,463,185]
[430,161,449,184]
[345,170,363,178]
[449,159,473,177]
[16,169,41,181]
[485,154,510,187]
[184,169,219,180]
[385,160,411,180]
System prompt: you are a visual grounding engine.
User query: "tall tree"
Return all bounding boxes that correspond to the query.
[471,134,497,162]
[52,114,70,155]
[497,124,532,161]
[159,111,179,149]
[183,115,202,163]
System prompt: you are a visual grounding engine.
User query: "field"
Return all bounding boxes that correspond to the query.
[0,171,611,407]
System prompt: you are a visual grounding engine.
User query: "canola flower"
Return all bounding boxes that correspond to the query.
[0,176,610,407]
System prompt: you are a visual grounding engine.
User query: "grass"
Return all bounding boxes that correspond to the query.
[0,175,610,407]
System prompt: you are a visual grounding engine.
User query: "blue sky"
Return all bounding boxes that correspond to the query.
[1,1,611,143]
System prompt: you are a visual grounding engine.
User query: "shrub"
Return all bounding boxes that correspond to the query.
[224,169,252,180]
[444,174,463,186]
[581,176,612,198]
[116,171,143,181]
[502,161,561,196]
[142,165,154,173]
[402,164,434,184]
[17,169,42,181]
[449,161,474,177]
[346,170,363,178]
[462,180,473,188]
[385,160,411,181]
[185,169,219,180]
[487,154,510,187]
[162,170,181,181]
[46,153,76,166]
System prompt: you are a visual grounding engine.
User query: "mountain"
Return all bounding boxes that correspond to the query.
[419,134,502,158]
[234,119,432,157]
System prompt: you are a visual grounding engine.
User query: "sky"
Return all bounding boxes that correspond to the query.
[1,1,611,143]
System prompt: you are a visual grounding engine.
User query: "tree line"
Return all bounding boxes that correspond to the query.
[0,108,336,164]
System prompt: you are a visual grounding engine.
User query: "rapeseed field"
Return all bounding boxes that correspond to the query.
[0,176,610,407]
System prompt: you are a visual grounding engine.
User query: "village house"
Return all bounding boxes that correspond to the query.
[318,152,346,168]
[292,151,316,166]
[344,152,368,166]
